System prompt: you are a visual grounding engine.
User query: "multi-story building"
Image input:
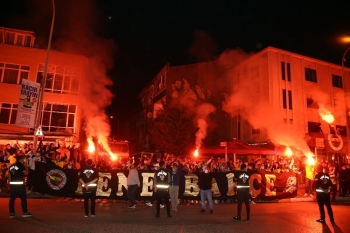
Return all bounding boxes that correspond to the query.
[139,46,350,163]
[0,27,88,146]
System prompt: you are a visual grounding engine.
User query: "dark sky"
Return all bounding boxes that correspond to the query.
[1,0,350,138]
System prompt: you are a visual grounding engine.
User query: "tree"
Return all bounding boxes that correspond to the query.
[149,101,197,156]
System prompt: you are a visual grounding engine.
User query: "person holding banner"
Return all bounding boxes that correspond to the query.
[79,159,99,217]
[314,166,334,224]
[233,163,251,220]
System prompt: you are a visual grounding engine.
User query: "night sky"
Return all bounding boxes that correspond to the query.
[1,0,350,139]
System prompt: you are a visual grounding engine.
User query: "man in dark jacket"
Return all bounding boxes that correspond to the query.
[79,159,99,217]
[153,161,171,218]
[233,164,251,220]
[197,167,216,214]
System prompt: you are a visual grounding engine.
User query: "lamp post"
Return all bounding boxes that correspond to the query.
[342,37,350,164]
[33,0,55,150]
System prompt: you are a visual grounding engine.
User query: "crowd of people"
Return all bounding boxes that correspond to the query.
[1,140,350,200]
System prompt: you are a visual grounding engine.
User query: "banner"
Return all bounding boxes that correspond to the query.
[34,162,297,200]
[15,79,40,128]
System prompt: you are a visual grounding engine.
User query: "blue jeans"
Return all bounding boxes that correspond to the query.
[200,189,213,211]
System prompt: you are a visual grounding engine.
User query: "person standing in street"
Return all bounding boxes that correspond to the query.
[79,159,99,217]
[315,166,334,224]
[153,161,171,218]
[169,162,182,211]
[197,164,216,214]
[127,162,140,208]
[233,163,251,220]
[8,155,33,218]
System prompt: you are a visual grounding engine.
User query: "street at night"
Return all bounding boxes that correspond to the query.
[0,198,349,233]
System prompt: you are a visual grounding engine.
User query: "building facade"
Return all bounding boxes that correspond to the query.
[139,46,350,163]
[0,27,88,146]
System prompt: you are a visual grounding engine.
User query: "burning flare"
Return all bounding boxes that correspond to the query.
[319,105,334,124]
[193,148,199,157]
[305,152,315,165]
[87,138,95,153]
[284,146,293,157]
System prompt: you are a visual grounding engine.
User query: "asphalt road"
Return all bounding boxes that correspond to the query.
[0,198,348,233]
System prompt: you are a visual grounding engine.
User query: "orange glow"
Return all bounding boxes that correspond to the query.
[87,138,95,153]
[319,106,335,124]
[109,151,117,161]
[305,153,315,165]
[341,37,350,43]
[284,146,293,157]
[193,149,199,157]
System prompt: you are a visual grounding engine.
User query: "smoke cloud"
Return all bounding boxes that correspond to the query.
[195,103,216,149]
[220,49,313,155]
[23,0,118,151]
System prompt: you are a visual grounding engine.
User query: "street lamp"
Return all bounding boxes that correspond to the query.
[33,0,55,150]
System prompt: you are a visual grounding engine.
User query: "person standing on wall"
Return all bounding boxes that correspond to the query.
[233,163,251,220]
[79,159,99,217]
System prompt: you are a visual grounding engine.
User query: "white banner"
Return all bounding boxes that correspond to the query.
[15,79,41,128]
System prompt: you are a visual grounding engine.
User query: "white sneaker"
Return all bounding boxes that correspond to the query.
[195,200,198,204]
[214,200,218,204]
[303,193,309,197]
[309,194,313,198]
[160,204,164,208]
[251,201,256,204]
[146,202,152,207]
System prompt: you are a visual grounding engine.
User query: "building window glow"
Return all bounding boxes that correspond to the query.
[0,103,18,124]
[0,62,29,85]
[36,64,81,95]
[40,103,76,133]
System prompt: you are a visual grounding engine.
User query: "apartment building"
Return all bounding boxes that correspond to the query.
[139,46,350,162]
[0,27,88,146]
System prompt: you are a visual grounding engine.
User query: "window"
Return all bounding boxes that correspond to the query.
[16,35,23,46]
[288,90,293,110]
[24,35,32,47]
[332,75,343,88]
[0,63,29,84]
[0,103,18,124]
[282,89,287,109]
[39,103,76,132]
[308,122,323,133]
[36,64,81,95]
[305,68,317,82]
[5,32,15,44]
[306,98,319,109]
[287,63,291,81]
[281,62,285,80]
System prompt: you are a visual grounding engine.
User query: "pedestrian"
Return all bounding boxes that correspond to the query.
[153,161,171,218]
[127,162,140,208]
[197,165,216,214]
[79,159,99,217]
[315,166,334,224]
[169,162,182,211]
[8,155,33,218]
[233,163,251,220]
